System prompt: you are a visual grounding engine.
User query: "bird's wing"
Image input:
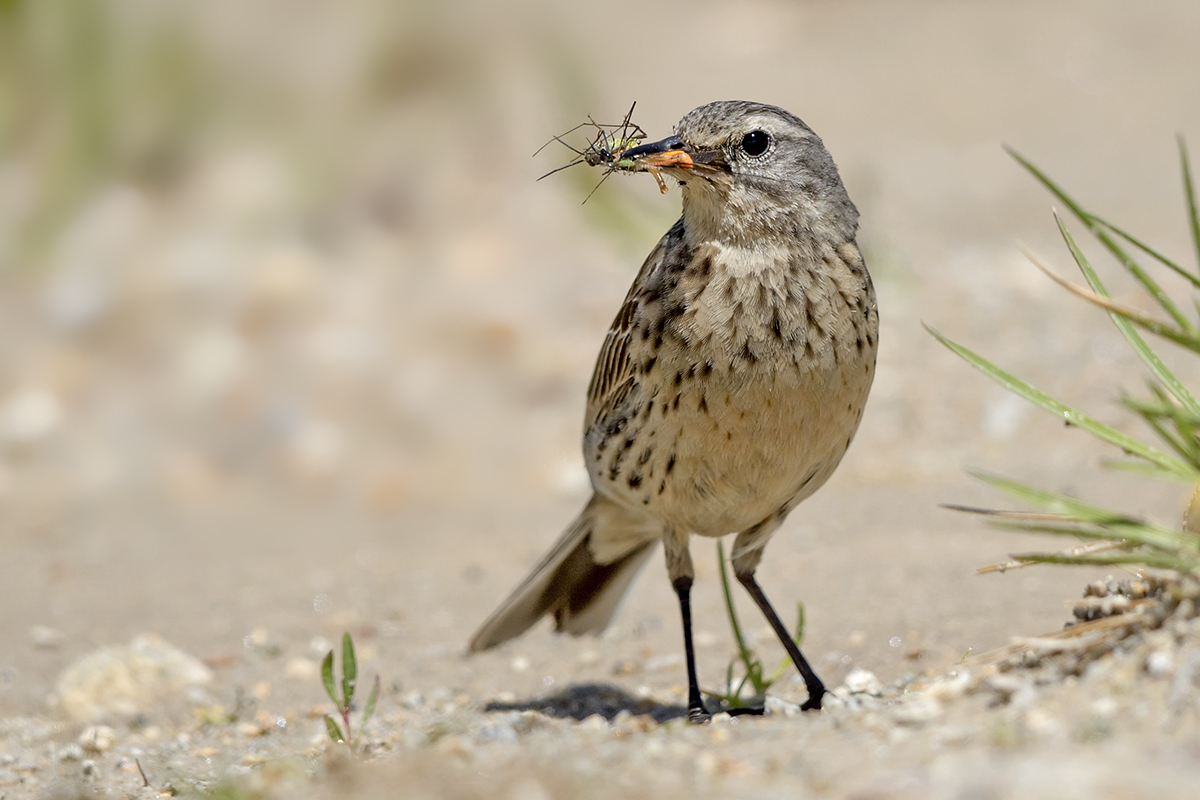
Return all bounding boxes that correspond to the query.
[585,218,683,429]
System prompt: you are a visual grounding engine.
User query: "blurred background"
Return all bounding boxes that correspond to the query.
[3,0,1200,724]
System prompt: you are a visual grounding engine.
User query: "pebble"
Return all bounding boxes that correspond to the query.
[53,634,213,722]
[79,725,118,753]
[1145,650,1174,678]
[764,696,802,717]
[578,714,608,731]
[842,668,884,696]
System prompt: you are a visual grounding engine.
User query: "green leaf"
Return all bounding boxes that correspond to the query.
[1009,148,1197,333]
[324,715,344,744]
[1053,214,1200,417]
[341,632,357,706]
[792,602,805,647]
[972,472,1200,553]
[361,675,380,730]
[926,325,1197,480]
[321,651,337,706]
[1181,136,1200,275]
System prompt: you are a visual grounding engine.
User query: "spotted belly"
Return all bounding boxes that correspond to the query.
[585,352,873,537]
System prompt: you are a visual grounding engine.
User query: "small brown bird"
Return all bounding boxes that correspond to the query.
[469,101,878,722]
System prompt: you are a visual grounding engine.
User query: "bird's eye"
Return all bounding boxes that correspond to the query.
[740,130,770,157]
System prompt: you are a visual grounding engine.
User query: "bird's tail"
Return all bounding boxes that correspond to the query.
[468,494,659,653]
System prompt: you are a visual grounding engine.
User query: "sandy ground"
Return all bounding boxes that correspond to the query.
[3,1,1200,797]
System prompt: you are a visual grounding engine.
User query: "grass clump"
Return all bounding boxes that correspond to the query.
[928,140,1200,578]
[321,631,380,754]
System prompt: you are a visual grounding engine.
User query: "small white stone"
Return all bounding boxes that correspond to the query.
[578,713,608,731]
[764,696,801,717]
[79,725,117,753]
[843,668,884,696]
[510,655,531,673]
[1146,649,1174,678]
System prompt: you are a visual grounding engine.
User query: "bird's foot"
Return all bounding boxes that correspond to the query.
[687,704,712,724]
[801,687,825,712]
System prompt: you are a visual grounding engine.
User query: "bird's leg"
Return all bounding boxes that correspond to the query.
[663,527,709,723]
[671,575,709,723]
[735,568,825,710]
[730,520,826,711]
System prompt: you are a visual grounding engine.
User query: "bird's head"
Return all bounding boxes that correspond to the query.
[620,101,858,246]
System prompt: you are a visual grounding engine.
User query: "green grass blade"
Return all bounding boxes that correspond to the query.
[974,472,1200,552]
[1098,459,1191,480]
[321,651,337,706]
[324,715,344,744]
[1181,136,1200,275]
[361,675,380,729]
[927,325,1197,479]
[341,632,357,705]
[1088,214,1200,289]
[1133,406,1197,464]
[1009,148,1197,333]
[1053,215,1200,416]
[716,540,758,693]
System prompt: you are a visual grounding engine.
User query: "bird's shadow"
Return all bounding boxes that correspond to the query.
[483,683,689,723]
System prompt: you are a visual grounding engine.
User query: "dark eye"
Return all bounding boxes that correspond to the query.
[741,130,770,157]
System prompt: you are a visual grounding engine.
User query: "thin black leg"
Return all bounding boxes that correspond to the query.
[736,571,825,711]
[672,575,711,723]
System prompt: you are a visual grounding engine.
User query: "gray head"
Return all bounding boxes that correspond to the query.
[621,101,858,245]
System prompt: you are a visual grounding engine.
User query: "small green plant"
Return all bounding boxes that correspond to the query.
[929,139,1200,577]
[321,632,380,753]
[706,540,805,709]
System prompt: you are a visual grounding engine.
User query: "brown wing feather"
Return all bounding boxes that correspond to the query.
[585,223,678,427]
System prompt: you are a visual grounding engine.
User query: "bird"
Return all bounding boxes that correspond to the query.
[468,101,878,723]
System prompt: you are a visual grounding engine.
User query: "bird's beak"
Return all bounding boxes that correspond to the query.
[619,135,726,173]
[619,134,695,170]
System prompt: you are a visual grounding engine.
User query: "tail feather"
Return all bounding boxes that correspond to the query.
[468,495,658,653]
